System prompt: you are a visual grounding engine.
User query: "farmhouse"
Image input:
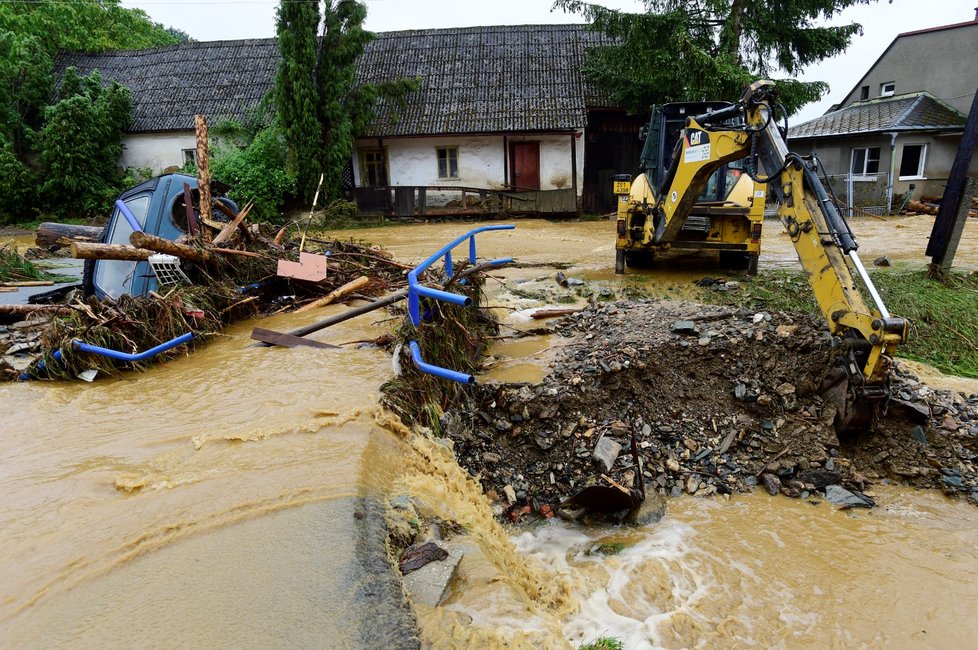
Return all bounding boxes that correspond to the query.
[56,25,646,215]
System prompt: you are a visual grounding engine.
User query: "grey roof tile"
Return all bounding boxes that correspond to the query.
[55,25,614,136]
[789,93,966,139]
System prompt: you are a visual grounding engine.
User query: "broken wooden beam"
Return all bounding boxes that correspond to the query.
[249,328,339,349]
[194,114,213,241]
[254,288,408,347]
[70,241,154,262]
[296,276,370,313]
[212,200,254,245]
[35,222,103,248]
[530,308,580,320]
[0,280,55,287]
[130,231,218,266]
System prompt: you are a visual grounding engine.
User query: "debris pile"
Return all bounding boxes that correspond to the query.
[437,301,978,520]
[903,194,978,218]
[1,220,411,380]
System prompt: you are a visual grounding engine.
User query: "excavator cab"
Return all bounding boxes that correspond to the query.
[616,102,765,274]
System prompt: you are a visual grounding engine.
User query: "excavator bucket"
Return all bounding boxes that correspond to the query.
[820,365,881,433]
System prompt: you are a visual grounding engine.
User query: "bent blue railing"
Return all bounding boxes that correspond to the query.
[407,225,515,383]
[21,332,194,379]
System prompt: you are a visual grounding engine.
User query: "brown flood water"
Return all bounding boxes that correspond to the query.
[1,216,976,646]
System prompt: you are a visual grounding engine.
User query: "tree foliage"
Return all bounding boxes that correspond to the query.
[554,0,875,114]
[276,0,417,204]
[35,68,132,217]
[0,0,184,55]
[208,105,297,222]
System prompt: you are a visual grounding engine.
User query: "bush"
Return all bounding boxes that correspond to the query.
[35,68,131,218]
[209,121,297,223]
[0,138,40,225]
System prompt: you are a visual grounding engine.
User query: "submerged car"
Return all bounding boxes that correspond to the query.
[83,174,236,299]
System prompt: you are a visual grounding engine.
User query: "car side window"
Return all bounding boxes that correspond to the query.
[94,195,152,298]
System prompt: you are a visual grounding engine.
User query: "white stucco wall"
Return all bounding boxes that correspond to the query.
[353,132,585,195]
[121,132,198,172]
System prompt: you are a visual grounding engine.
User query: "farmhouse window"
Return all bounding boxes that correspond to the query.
[436,147,459,179]
[899,144,927,179]
[851,147,881,177]
[182,149,197,166]
[360,148,387,187]
[879,81,895,97]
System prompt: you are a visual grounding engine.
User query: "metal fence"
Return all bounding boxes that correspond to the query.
[823,173,889,216]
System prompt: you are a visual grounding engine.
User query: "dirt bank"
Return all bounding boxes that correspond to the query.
[441,300,978,518]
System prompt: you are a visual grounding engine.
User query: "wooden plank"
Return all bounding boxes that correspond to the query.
[296,276,370,313]
[212,200,253,245]
[182,183,198,235]
[249,328,339,349]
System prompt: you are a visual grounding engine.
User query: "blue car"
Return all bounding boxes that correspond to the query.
[83,174,236,299]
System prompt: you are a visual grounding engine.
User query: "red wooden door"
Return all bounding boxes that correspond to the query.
[511,142,540,190]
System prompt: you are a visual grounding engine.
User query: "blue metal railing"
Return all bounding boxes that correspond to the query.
[406,225,515,383]
[21,332,194,380]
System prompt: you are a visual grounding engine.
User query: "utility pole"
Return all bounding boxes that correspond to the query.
[926,88,978,272]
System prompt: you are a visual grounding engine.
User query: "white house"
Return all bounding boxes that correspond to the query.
[56,25,645,215]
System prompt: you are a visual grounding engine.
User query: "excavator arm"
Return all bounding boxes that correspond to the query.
[654,81,907,430]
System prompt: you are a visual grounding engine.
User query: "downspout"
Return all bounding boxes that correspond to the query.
[570,132,578,211]
[503,134,509,189]
[886,132,897,213]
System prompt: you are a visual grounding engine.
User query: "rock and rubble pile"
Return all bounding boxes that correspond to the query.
[440,300,978,519]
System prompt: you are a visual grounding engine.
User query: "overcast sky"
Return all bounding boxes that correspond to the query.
[120,0,975,123]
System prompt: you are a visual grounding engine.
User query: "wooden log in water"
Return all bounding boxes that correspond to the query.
[0,304,72,316]
[35,222,103,248]
[70,241,154,262]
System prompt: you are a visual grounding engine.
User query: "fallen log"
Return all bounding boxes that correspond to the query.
[907,200,939,215]
[250,327,339,349]
[296,276,370,313]
[530,308,580,320]
[0,280,54,287]
[35,222,103,248]
[130,231,218,266]
[0,304,72,316]
[70,241,154,262]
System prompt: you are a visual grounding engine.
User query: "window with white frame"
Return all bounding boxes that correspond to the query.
[436,146,459,179]
[851,147,881,177]
[899,144,927,179]
[879,81,895,97]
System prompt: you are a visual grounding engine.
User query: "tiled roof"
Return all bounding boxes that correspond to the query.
[789,92,966,139]
[55,25,615,136]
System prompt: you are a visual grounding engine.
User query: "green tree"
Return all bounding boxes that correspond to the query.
[554,0,876,114]
[0,31,52,159]
[276,0,417,204]
[0,0,182,56]
[35,68,132,216]
[275,0,323,202]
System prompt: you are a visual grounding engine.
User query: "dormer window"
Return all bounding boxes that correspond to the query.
[880,81,895,97]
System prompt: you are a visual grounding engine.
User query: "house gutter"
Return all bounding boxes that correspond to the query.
[886,132,898,212]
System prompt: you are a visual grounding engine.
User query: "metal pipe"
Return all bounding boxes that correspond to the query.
[115,199,143,233]
[72,332,194,362]
[848,251,891,319]
[413,284,472,307]
[409,341,474,384]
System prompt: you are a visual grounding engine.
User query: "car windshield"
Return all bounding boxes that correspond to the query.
[93,195,151,299]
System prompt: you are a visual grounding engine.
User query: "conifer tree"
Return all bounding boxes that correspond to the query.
[554,0,877,114]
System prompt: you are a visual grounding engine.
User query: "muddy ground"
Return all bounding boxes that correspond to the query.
[440,300,978,519]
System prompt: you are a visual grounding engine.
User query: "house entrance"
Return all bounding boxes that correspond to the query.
[510,142,540,190]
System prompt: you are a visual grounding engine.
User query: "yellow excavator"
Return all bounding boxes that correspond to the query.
[614,80,907,431]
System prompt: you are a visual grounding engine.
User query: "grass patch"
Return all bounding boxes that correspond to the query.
[580,638,624,650]
[707,267,978,378]
[0,245,70,282]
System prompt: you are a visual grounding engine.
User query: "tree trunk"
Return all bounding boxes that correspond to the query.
[720,0,744,61]
[0,304,72,317]
[129,232,218,266]
[195,114,213,241]
[35,222,104,249]
[70,241,154,261]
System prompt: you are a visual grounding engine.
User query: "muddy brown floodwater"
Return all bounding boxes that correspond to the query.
[2,215,977,647]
